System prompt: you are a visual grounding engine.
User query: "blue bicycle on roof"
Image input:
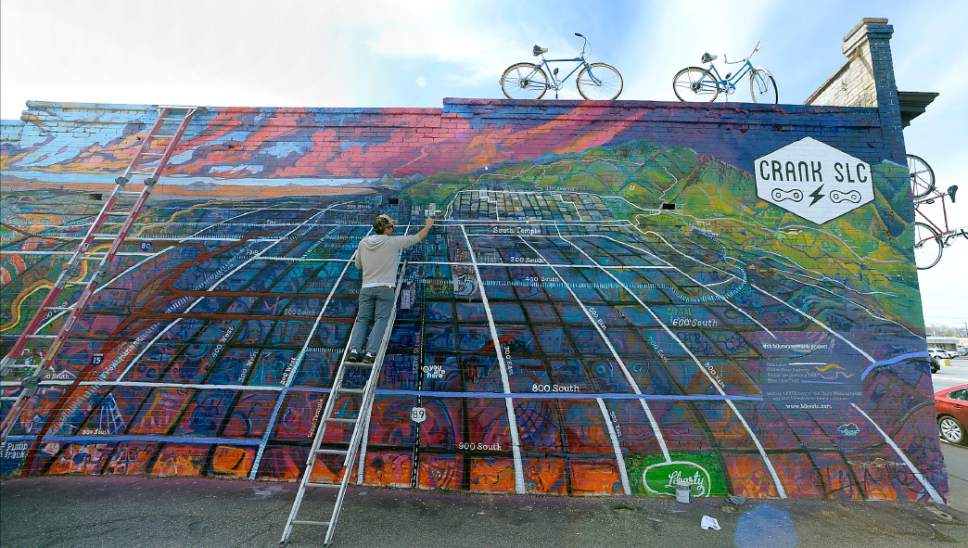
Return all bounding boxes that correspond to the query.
[673,41,778,104]
[500,33,623,100]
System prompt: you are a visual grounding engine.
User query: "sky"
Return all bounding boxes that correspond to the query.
[1,0,966,328]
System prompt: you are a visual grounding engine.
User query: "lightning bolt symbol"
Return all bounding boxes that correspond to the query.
[809,185,825,206]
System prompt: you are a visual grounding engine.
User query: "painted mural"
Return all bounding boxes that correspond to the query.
[0,99,947,502]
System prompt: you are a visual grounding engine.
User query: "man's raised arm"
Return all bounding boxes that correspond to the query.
[415,217,434,241]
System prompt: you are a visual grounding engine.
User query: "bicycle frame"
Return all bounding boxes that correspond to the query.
[537,56,592,90]
[915,190,963,243]
[704,60,755,93]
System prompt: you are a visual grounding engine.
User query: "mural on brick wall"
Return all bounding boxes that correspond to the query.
[0,99,947,502]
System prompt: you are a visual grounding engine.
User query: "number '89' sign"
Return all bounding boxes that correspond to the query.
[410,407,426,424]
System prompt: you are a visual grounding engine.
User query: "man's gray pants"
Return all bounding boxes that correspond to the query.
[347,286,395,356]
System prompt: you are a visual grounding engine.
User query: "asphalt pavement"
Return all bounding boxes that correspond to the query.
[2,475,966,547]
[931,358,968,393]
[0,361,964,547]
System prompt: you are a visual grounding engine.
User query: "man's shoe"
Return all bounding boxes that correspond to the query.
[362,352,376,364]
[347,349,361,363]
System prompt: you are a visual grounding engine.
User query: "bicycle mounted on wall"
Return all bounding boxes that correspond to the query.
[673,41,778,104]
[500,33,623,100]
[909,154,966,269]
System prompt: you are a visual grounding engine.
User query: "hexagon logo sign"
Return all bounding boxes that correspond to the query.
[754,137,873,224]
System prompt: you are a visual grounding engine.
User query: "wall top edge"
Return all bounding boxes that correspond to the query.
[20,98,878,118]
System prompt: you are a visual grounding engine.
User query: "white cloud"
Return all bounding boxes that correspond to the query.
[0,0,587,115]
[415,76,428,88]
[335,0,570,88]
[0,0,379,114]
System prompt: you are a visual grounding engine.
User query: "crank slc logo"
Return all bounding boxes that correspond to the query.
[754,137,873,223]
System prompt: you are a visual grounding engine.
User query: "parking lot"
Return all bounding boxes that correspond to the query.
[932,357,968,393]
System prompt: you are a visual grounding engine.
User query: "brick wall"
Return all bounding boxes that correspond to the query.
[805,17,906,163]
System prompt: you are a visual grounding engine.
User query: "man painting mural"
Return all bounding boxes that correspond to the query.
[347,214,434,363]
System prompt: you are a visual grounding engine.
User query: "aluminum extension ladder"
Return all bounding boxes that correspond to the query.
[0,106,198,438]
[280,263,408,545]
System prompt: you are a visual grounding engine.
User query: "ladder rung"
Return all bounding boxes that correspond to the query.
[337,387,364,394]
[27,334,57,339]
[45,306,73,311]
[105,211,132,217]
[327,417,358,423]
[66,279,94,286]
[119,191,142,195]
[2,363,39,369]
[292,520,330,527]
[141,152,165,156]
[305,482,339,489]
[345,361,373,367]
[315,448,347,455]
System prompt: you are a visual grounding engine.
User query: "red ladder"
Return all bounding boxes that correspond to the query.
[0,106,198,438]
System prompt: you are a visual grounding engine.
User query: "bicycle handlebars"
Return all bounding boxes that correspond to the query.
[724,40,761,64]
[575,32,588,56]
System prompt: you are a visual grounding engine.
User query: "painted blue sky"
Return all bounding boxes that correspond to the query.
[1,0,966,325]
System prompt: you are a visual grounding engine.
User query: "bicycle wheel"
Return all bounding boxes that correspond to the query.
[913,221,942,270]
[907,154,936,200]
[500,63,548,100]
[577,62,623,100]
[749,69,778,104]
[673,67,719,102]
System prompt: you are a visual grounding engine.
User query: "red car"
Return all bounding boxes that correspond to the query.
[935,383,968,446]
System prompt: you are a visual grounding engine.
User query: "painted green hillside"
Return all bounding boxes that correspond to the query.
[401,140,922,330]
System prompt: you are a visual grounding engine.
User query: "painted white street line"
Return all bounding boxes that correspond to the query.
[850,403,944,504]
[460,224,525,494]
[598,397,632,495]
[0,251,155,256]
[555,193,584,221]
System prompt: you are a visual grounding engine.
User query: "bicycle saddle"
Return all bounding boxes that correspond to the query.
[533,45,548,56]
[701,52,717,63]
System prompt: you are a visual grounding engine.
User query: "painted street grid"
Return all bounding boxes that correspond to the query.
[0,188,939,501]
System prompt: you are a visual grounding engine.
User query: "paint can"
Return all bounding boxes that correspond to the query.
[675,482,691,504]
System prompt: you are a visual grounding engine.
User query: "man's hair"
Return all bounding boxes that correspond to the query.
[373,214,395,233]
